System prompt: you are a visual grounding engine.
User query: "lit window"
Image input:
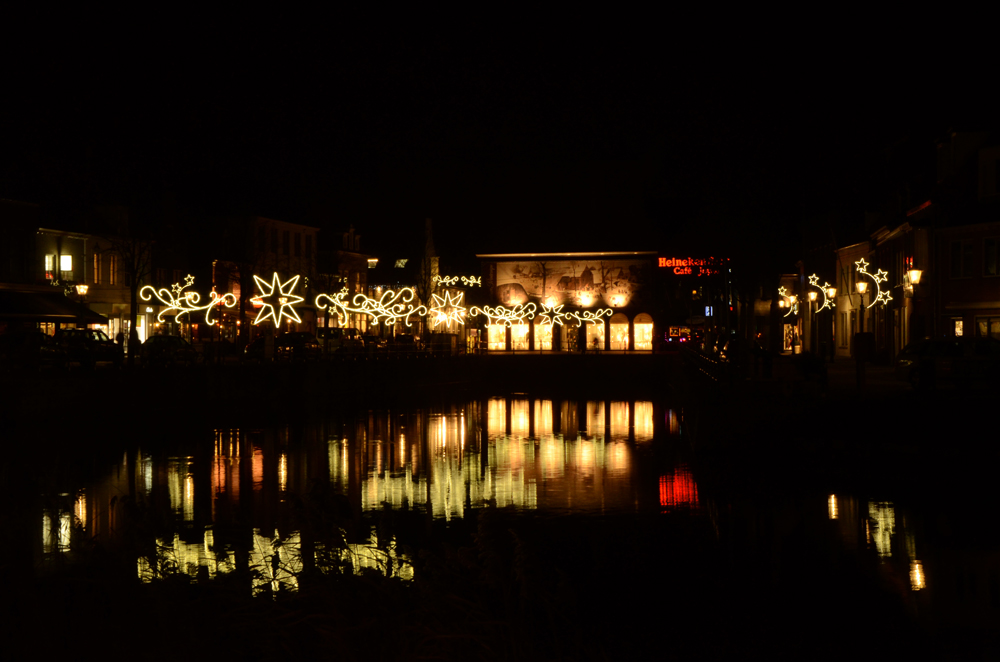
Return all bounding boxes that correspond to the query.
[534,321,552,350]
[109,254,118,285]
[60,254,72,271]
[487,325,505,350]
[93,252,102,284]
[953,319,964,337]
[45,254,55,279]
[511,323,529,351]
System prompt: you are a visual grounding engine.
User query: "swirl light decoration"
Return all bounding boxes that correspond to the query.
[429,290,467,328]
[140,274,238,326]
[251,273,305,326]
[460,275,481,287]
[469,303,538,326]
[315,287,427,328]
[432,275,459,287]
[807,274,834,312]
[565,309,613,327]
[855,258,891,307]
[777,286,797,317]
[432,274,481,287]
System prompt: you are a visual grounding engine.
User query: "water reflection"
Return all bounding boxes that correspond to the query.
[48,397,677,590]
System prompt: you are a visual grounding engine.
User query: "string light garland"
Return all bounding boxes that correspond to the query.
[469,303,538,326]
[251,273,304,326]
[855,258,892,308]
[315,287,427,327]
[140,274,238,326]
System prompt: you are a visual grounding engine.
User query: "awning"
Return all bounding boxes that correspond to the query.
[0,288,109,324]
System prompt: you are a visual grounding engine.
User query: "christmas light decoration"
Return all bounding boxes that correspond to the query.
[538,303,567,326]
[251,273,304,326]
[140,274,238,326]
[565,309,613,327]
[807,274,834,312]
[777,286,797,317]
[432,275,459,287]
[470,303,538,326]
[460,276,481,287]
[315,287,427,327]
[855,259,892,308]
[429,290,467,328]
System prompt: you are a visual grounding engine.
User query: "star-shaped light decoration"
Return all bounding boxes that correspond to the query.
[778,286,788,297]
[141,275,237,325]
[874,269,889,284]
[876,290,893,306]
[429,290,467,328]
[855,259,891,308]
[808,274,820,287]
[252,273,304,326]
[855,258,869,272]
[538,303,566,326]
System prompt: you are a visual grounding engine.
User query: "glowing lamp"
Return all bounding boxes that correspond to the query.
[826,287,837,298]
[907,268,923,285]
[808,291,817,302]
[75,284,89,296]
[856,281,867,295]
[789,295,797,304]
[778,300,786,308]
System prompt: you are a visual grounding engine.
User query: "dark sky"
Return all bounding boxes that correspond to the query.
[1,23,988,268]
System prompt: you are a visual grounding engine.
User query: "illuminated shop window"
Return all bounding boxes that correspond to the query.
[634,313,653,350]
[562,325,579,351]
[610,313,629,350]
[952,318,964,337]
[511,323,529,351]
[45,254,55,279]
[586,323,605,351]
[488,325,506,350]
[534,321,552,350]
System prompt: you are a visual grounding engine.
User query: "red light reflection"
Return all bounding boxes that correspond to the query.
[659,465,699,510]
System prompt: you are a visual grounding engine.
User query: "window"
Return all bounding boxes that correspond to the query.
[60,254,73,272]
[976,316,1000,340]
[294,232,301,257]
[305,235,312,258]
[109,254,118,285]
[952,318,964,337]
[951,240,973,278]
[986,239,999,276]
[283,231,290,256]
[93,252,102,284]
[45,254,55,279]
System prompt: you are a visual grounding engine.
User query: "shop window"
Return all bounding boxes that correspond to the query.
[562,326,579,352]
[534,322,552,350]
[976,316,1000,340]
[511,323,529,351]
[586,324,605,351]
[634,313,653,350]
[952,318,964,337]
[610,313,629,350]
[487,325,506,350]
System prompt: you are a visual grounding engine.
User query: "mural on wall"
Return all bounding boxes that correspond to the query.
[495,259,648,308]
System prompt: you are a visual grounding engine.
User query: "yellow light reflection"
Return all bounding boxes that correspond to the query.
[74,490,87,527]
[868,501,895,558]
[909,561,926,590]
[634,401,654,443]
[828,494,838,520]
[279,453,288,491]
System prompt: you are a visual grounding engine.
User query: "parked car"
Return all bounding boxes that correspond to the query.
[140,334,198,368]
[362,335,387,354]
[275,332,321,362]
[895,337,1000,390]
[0,329,68,371]
[317,327,365,354]
[54,328,121,369]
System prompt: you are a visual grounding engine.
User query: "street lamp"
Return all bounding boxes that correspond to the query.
[907,267,923,286]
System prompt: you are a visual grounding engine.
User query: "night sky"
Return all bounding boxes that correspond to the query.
[1,22,988,271]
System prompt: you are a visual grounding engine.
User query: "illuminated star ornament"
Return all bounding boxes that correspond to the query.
[855,260,891,309]
[252,273,304,325]
[140,275,237,325]
[807,274,834,313]
[538,303,566,326]
[429,290,467,328]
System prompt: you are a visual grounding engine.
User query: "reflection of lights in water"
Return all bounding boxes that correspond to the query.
[540,435,563,478]
[667,409,680,436]
[535,400,553,437]
[634,401,654,442]
[607,441,629,474]
[43,512,73,554]
[910,561,926,590]
[586,401,604,438]
[74,490,86,527]
[399,433,406,464]
[868,501,895,558]
[512,399,529,438]
[279,453,288,491]
[488,398,505,437]
[253,446,264,491]
[828,494,838,519]
[610,401,629,440]
[660,466,699,509]
[168,458,195,521]
[577,439,595,474]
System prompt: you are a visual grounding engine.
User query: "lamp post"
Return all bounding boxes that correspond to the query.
[826,286,837,362]
[855,280,868,389]
[808,290,818,352]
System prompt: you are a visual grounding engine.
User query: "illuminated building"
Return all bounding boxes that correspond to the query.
[475,252,659,351]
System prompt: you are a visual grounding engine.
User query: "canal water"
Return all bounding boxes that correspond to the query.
[20,393,999,658]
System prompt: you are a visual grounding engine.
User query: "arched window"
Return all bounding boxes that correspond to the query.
[634,313,654,350]
[610,313,629,350]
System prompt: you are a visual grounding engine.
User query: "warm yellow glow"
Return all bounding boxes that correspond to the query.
[252,273,304,326]
[566,309,612,328]
[316,286,427,328]
[828,494,838,519]
[869,501,895,558]
[429,290,467,328]
[74,490,87,526]
[909,561,926,590]
[279,453,288,491]
[511,323,529,350]
[432,275,459,286]
[60,254,72,271]
[855,260,891,307]
[75,283,89,295]
[140,274,238,325]
[534,322,553,350]
[808,291,817,301]
[634,323,653,350]
[470,303,537,327]
[610,322,629,350]
[856,281,867,294]
[907,268,923,285]
[538,303,566,326]
[579,292,594,306]
[487,324,506,350]
[460,275,481,287]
